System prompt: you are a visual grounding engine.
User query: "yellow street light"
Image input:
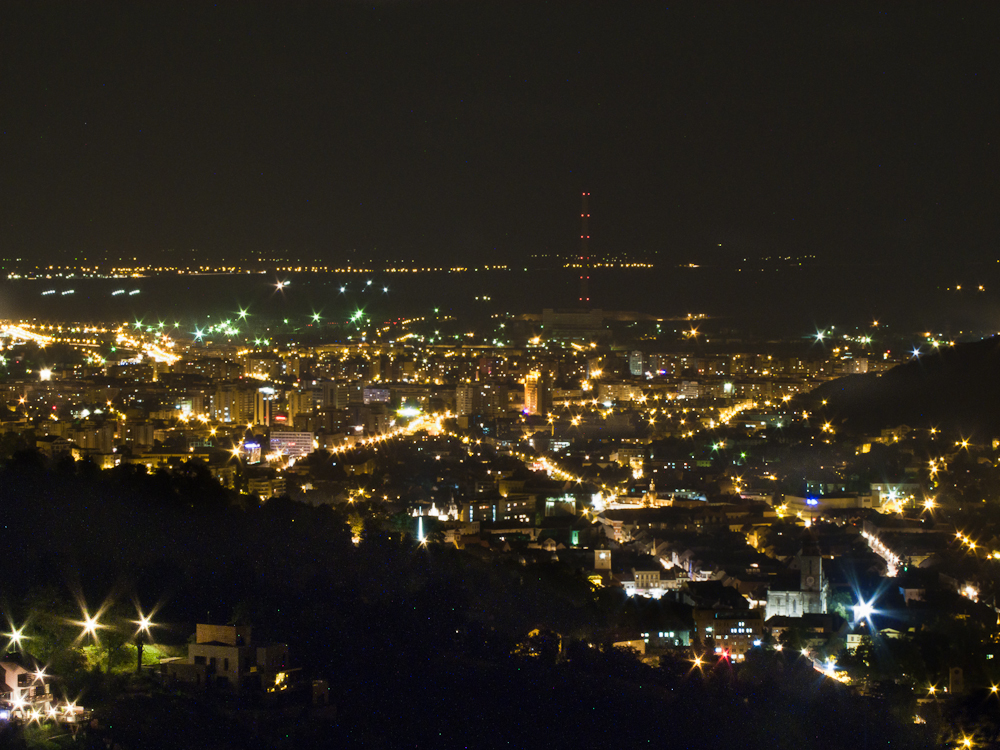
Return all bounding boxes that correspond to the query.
[5,625,26,649]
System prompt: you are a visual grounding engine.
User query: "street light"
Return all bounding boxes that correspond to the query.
[82,616,99,637]
[853,600,875,622]
[4,624,26,651]
[78,611,103,646]
[133,610,156,674]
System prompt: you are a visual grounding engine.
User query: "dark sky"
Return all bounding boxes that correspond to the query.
[2,1,998,267]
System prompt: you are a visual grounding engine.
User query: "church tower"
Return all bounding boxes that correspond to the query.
[799,535,828,614]
[594,548,611,571]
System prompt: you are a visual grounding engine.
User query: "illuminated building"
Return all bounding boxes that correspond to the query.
[693,609,764,660]
[214,386,255,423]
[159,624,288,692]
[254,387,276,426]
[268,430,314,458]
[242,352,282,379]
[123,421,155,448]
[765,538,828,620]
[841,357,868,374]
[0,652,52,709]
[287,388,319,424]
[523,371,551,415]
[629,350,644,376]
[456,384,474,416]
[321,382,357,409]
[594,548,611,571]
[622,568,666,598]
[362,387,390,405]
[456,383,509,417]
[678,381,700,400]
[598,382,643,402]
[248,475,287,498]
[242,440,262,464]
[461,496,535,524]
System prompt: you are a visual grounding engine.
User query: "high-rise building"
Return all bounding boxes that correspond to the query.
[287,387,319,422]
[254,387,276,426]
[629,351,644,376]
[458,383,510,417]
[456,384,475,416]
[523,371,551,415]
[321,381,358,409]
[214,386,255,423]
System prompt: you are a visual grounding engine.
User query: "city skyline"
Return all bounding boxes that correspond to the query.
[5,5,1000,746]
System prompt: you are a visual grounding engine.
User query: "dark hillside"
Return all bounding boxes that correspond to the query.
[802,337,1000,438]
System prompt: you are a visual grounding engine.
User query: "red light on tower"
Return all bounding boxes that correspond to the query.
[579,192,590,307]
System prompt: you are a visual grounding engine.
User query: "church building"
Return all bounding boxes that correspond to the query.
[765,537,828,620]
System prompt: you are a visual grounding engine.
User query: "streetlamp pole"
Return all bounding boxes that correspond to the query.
[135,614,152,674]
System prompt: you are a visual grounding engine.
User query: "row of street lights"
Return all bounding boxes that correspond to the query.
[5,605,158,674]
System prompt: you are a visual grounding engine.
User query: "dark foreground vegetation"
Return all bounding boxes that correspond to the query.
[1,451,934,748]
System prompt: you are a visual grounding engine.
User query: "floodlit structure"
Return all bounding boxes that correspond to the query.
[523,371,551,416]
[765,537,828,620]
[160,624,289,692]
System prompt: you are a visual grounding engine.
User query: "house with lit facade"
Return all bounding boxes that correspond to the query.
[693,608,764,660]
[160,624,289,692]
[0,652,51,712]
[621,568,667,599]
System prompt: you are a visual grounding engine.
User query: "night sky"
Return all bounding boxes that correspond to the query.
[2,2,998,267]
